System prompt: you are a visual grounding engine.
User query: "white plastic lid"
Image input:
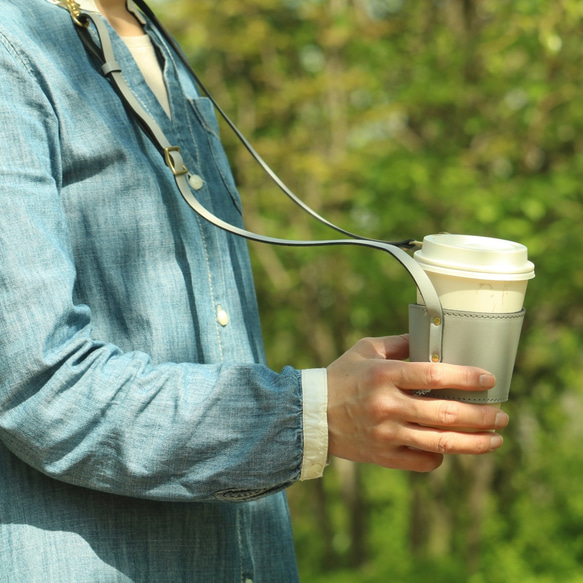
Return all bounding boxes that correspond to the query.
[413,233,535,281]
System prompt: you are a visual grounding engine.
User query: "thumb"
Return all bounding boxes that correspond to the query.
[350,334,410,361]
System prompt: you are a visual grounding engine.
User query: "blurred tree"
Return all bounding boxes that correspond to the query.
[152,0,583,580]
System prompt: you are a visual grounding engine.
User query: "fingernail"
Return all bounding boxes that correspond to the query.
[490,434,503,450]
[495,411,509,429]
[479,373,496,388]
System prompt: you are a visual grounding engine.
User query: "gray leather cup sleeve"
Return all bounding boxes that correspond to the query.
[408,304,525,403]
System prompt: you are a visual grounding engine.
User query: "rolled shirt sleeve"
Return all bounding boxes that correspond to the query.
[0,3,314,504]
[300,368,329,480]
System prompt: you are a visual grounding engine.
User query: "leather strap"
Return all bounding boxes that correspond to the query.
[67,7,446,363]
[131,0,420,252]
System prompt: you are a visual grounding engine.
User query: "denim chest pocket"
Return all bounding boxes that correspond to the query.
[184,97,243,217]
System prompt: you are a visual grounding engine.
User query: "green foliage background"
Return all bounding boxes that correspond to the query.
[153,0,583,580]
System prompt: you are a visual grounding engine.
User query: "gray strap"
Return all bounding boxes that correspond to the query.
[72,10,445,362]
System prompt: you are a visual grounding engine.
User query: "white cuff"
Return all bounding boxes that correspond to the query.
[299,368,328,480]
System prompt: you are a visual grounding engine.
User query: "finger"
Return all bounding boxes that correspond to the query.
[380,447,444,473]
[393,361,496,392]
[404,425,504,456]
[408,399,509,431]
[379,334,410,360]
[351,334,410,361]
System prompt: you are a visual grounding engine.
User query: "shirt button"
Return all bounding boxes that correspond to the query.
[217,306,229,327]
[188,173,204,190]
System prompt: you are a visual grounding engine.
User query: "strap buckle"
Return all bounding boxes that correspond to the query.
[164,146,188,176]
[62,0,89,27]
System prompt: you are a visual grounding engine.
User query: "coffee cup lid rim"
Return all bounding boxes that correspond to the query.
[414,233,535,280]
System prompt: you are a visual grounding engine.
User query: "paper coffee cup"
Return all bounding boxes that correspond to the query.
[414,233,535,312]
[409,233,535,419]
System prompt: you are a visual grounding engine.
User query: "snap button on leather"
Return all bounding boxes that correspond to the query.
[217,306,229,327]
[188,173,204,190]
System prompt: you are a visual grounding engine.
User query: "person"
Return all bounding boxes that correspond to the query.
[0,0,508,581]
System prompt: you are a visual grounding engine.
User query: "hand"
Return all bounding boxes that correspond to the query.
[326,334,509,472]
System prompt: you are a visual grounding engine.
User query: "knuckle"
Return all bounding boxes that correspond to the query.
[425,364,444,388]
[356,336,376,353]
[363,360,397,391]
[369,422,395,444]
[365,398,387,425]
[435,432,455,455]
[365,392,400,426]
[436,401,459,426]
[363,362,384,387]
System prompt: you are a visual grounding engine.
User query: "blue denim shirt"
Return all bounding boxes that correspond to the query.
[0,0,304,579]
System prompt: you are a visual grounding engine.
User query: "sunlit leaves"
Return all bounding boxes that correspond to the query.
[152,0,583,579]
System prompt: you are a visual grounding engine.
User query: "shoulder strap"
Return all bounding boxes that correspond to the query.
[66,3,445,363]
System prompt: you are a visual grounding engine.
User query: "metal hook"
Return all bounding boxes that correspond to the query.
[62,0,89,27]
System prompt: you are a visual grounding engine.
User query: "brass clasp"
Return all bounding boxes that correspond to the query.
[62,0,89,27]
[164,146,189,176]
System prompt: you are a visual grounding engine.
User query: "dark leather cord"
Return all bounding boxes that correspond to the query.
[131,0,420,251]
[66,4,444,362]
